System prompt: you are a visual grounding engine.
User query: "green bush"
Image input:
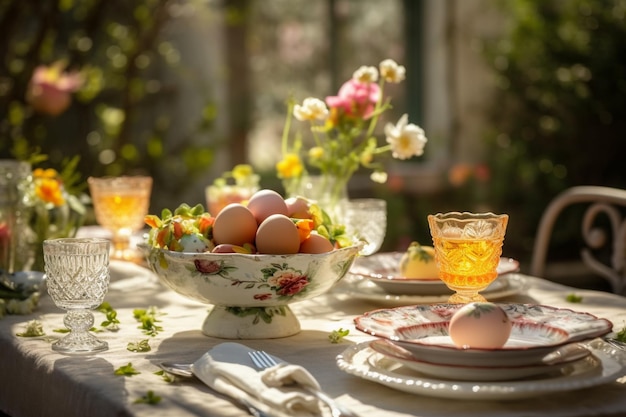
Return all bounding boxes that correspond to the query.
[484,0,626,256]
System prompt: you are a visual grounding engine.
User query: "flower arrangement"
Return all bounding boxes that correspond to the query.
[18,156,86,271]
[276,58,428,205]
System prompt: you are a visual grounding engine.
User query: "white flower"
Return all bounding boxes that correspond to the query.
[370,171,388,184]
[352,65,378,83]
[293,97,329,121]
[385,114,428,160]
[379,59,406,83]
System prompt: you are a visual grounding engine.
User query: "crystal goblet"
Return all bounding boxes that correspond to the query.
[343,198,387,256]
[427,212,508,304]
[43,237,110,354]
[87,176,152,261]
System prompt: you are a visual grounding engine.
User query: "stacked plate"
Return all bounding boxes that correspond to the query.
[336,252,525,304]
[337,304,623,400]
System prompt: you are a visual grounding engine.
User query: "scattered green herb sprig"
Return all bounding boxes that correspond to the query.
[566,293,583,303]
[154,370,176,383]
[114,362,140,377]
[98,302,121,331]
[134,307,164,336]
[127,339,151,352]
[329,328,350,344]
[134,390,161,405]
[15,319,45,337]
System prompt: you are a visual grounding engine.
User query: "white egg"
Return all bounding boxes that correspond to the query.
[448,302,512,349]
[179,234,213,253]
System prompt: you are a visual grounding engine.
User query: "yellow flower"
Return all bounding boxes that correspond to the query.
[276,153,304,179]
[33,168,58,179]
[231,164,254,182]
[35,176,65,206]
[308,146,324,161]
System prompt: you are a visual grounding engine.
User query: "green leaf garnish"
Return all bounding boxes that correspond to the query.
[328,328,350,344]
[566,293,583,303]
[615,325,626,342]
[16,320,45,337]
[53,326,99,333]
[127,339,151,352]
[405,241,434,262]
[134,390,161,405]
[98,302,121,331]
[114,363,140,377]
[133,307,165,336]
[154,370,176,383]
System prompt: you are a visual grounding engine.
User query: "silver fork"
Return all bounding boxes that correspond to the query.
[248,350,359,417]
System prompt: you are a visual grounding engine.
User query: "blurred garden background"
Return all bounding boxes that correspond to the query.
[1,0,625,286]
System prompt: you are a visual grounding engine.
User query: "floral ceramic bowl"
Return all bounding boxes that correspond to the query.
[142,244,360,339]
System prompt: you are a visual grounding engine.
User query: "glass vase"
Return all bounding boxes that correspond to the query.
[290,174,349,223]
[17,200,85,272]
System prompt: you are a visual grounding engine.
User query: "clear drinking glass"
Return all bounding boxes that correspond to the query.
[428,212,508,303]
[343,198,387,256]
[87,176,152,261]
[43,237,110,354]
[0,160,31,274]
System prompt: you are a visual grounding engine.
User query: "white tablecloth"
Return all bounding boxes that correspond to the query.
[1,261,626,417]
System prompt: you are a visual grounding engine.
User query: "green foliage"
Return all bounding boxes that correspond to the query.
[484,0,626,254]
[0,0,218,202]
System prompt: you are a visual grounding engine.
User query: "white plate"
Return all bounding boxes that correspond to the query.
[354,304,613,367]
[369,339,591,381]
[336,341,626,400]
[349,253,520,295]
[334,273,528,305]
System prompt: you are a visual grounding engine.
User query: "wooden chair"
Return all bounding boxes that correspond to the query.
[530,186,626,294]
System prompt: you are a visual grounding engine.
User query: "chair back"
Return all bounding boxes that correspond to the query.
[530,186,626,294]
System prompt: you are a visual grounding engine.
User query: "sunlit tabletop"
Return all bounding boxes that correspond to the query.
[1,260,626,417]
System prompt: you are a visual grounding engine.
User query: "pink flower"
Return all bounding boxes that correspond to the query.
[325,79,380,120]
[26,62,83,116]
[276,275,309,296]
[194,259,222,274]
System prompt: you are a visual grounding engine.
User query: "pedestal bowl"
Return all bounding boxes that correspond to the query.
[143,244,360,339]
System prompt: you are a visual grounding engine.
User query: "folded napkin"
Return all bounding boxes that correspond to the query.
[192,343,322,417]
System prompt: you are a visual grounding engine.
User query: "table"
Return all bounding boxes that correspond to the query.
[1,260,626,417]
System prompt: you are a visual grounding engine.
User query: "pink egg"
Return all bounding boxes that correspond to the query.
[448,302,512,349]
[247,189,289,224]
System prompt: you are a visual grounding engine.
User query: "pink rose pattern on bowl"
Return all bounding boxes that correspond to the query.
[144,244,360,309]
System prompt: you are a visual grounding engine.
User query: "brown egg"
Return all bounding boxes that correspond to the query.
[300,232,334,253]
[449,302,512,349]
[212,203,257,246]
[285,196,312,219]
[255,214,300,254]
[247,189,289,224]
